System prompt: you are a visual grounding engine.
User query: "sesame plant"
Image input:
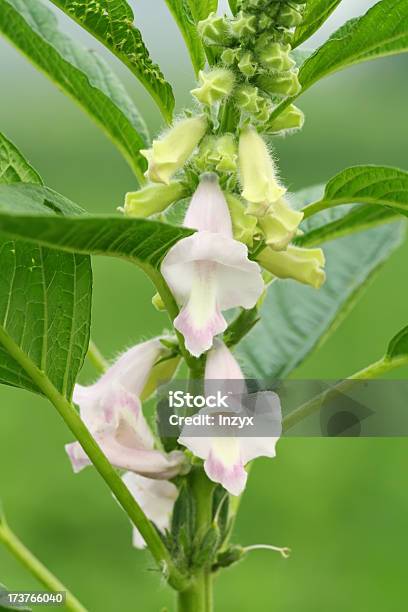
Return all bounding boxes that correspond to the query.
[0,0,408,610]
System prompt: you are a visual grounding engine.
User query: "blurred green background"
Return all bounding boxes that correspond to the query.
[0,1,407,610]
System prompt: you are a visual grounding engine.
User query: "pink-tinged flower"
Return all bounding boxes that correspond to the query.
[161,174,264,357]
[66,339,186,479]
[178,341,281,496]
[122,472,178,549]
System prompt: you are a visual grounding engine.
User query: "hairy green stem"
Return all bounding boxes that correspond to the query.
[283,355,408,432]
[86,340,108,374]
[0,327,189,592]
[0,520,87,612]
[177,469,215,612]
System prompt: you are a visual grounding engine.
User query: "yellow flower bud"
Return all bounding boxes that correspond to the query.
[239,127,286,204]
[141,116,207,184]
[225,193,258,247]
[125,182,187,217]
[191,69,235,106]
[257,245,326,289]
[252,198,304,251]
[266,105,304,134]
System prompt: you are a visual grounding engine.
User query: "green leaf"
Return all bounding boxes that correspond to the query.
[236,186,406,379]
[293,1,342,48]
[0,0,148,182]
[297,203,399,248]
[386,326,408,361]
[0,134,42,185]
[50,0,174,122]
[0,136,92,399]
[0,184,193,276]
[303,165,408,218]
[298,0,408,96]
[164,0,206,74]
[187,0,218,22]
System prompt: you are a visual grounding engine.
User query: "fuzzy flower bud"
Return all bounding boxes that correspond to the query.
[124,182,186,218]
[195,134,237,173]
[258,42,296,72]
[251,197,304,251]
[266,105,304,134]
[239,127,286,204]
[257,245,326,289]
[231,12,257,38]
[278,5,303,28]
[198,12,231,45]
[225,193,258,247]
[141,116,207,184]
[257,71,301,97]
[191,69,235,106]
[237,51,257,77]
[235,85,261,114]
[221,47,240,66]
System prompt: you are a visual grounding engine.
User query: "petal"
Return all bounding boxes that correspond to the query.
[205,340,245,380]
[239,391,282,463]
[184,174,233,237]
[97,435,186,479]
[174,261,227,356]
[65,442,91,473]
[205,438,247,496]
[72,339,163,428]
[122,472,178,549]
[162,232,264,311]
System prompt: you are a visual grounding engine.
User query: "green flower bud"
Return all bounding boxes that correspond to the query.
[221,47,240,66]
[191,69,235,106]
[231,12,257,38]
[195,134,237,173]
[257,245,326,289]
[254,96,273,123]
[257,71,301,97]
[214,134,238,172]
[198,12,231,45]
[278,5,303,28]
[253,198,304,251]
[235,85,261,114]
[124,181,187,217]
[238,51,257,78]
[239,127,286,204]
[266,105,304,134]
[258,42,296,72]
[225,193,258,247]
[258,13,273,31]
[141,116,207,184]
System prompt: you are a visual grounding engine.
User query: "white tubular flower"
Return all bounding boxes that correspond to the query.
[178,341,281,496]
[141,115,207,184]
[65,339,186,479]
[122,472,178,549]
[161,174,264,357]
